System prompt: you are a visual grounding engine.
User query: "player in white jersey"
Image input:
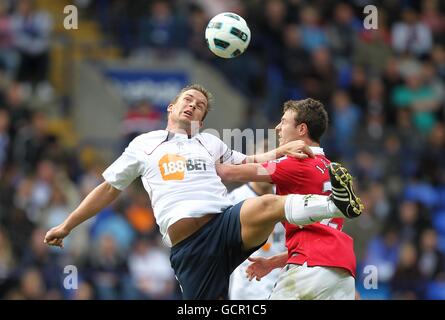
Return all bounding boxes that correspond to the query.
[44,84,362,299]
[228,182,286,300]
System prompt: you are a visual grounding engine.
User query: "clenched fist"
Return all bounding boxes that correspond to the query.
[44,224,70,248]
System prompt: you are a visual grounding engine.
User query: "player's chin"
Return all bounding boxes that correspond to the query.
[178,117,192,125]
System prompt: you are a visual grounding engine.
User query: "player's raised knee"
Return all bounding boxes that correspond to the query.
[257,194,283,215]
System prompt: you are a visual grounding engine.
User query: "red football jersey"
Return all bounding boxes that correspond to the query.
[262,150,356,277]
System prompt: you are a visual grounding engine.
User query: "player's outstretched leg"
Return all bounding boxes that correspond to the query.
[282,162,364,225]
[239,162,364,250]
[328,162,364,219]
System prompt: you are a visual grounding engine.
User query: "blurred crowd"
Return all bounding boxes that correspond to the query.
[0,0,176,300]
[1,0,445,299]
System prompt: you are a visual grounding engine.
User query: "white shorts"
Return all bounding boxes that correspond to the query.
[269,262,355,300]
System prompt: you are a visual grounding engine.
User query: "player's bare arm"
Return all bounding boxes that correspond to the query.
[216,163,272,183]
[243,139,314,163]
[44,181,121,248]
[217,140,315,182]
[246,252,288,281]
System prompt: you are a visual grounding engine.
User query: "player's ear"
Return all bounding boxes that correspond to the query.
[167,104,173,113]
[299,123,308,135]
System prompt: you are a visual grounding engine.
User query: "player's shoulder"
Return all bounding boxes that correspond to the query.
[269,156,288,164]
[198,132,223,145]
[266,156,304,176]
[270,155,299,166]
[128,130,169,151]
[196,132,226,154]
[130,130,168,144]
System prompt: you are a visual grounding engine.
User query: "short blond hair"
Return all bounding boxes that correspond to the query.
[171,84,213,121]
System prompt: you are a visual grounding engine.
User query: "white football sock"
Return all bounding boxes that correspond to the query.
[284,194,343,226]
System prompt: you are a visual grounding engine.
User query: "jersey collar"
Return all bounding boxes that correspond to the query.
[165,130,198,139]
[309,146,324,155]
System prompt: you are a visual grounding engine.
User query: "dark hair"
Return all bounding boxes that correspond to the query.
[170,84,213,121]
[283,98,328,143]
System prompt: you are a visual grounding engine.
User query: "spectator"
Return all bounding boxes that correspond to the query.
[86,234,132,300]
[20,228,64,295]
[431,45,445,79]
[72,281,95,300]
[185,4,213,61]
[12,111,54,173]
[299,6,328,53]
[125,187,157,236]
[418,228,445,281]
[279,24,310,89]
[303,47,336,105]
[347,65,368,109]
[382,57,403,121]
[392,7,433,58]
[354,10,392,75]
[90,205,135,253]
[128,237,178,300]
[417,123,445,185]
[364,225,400,286]
[396,201,430,244]
[420,0,445,45]
[364,78,386,129]
[391,242,426,299]
[258,0,287,63]
[392,65,441,134]
[18,268,47,299]
[327,2,361,66]
[0,227,14,292]
[0,0,18,77]
[0,108,10,171]
[331,90,361,157]
[2,207,33,263]
[192,0,242,18]
[138,0,181,52]
[12,0,53,91]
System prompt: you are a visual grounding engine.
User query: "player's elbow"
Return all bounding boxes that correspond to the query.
[101,181,122,199]
[216,165,240,182]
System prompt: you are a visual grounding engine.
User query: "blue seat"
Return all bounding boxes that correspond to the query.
[432,211,445,235]
[404,184,439,208]
[356,282,391,300]
[426,281,445,300]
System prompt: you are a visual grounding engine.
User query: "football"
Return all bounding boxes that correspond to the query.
[205,12,251,59]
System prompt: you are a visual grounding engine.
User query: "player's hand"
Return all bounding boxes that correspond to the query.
[246,256,274,281]
[44,224,70,248]
[280,140,314,159]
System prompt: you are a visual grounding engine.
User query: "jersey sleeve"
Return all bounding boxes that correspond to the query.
[262,157,297,186]
[102,136,150,190]
[218,144,246,164]
[200,133,247,164]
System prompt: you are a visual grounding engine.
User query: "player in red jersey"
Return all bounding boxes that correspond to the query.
[217,98,362,299]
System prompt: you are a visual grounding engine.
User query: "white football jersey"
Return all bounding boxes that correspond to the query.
[228,183,286,300]
[103,130,246,246]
